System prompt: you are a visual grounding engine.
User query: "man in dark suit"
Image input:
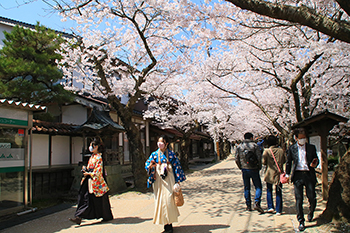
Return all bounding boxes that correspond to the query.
[286,130,319,232]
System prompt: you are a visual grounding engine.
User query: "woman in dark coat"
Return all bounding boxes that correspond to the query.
[69,137,113,225]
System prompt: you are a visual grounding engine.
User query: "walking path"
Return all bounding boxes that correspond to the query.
[0,156,339,233]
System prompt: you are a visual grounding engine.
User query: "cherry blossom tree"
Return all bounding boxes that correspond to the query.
[181,0,350,140]
[48,0,350,205]
[53,0,197,189]
[183,0,350,221]
[145,96,202,170]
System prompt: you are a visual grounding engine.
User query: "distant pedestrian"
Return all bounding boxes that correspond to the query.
[286,130,319,232]
[235,132,264,213]
[262,135,286,215]
[69,137,113,225]
[145,135,186,233]
[257,137,265,152]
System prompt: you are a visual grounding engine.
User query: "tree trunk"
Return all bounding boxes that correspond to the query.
[319,148,350,222]
[123,121,148,191]
[180,136,191,171]
[222,139,231,159]
[109,96,147,191]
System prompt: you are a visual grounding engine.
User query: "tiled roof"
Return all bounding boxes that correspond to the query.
[0,99,46,111]
[32,120,79,135]
[75,109,125,132]
[151,123,211,140]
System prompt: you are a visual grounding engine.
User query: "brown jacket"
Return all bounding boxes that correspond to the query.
[262,146,286,185]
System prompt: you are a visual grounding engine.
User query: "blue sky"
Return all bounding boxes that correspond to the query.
[0,0,75,32]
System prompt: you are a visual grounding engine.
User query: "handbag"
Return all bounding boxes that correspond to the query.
[173,185,184,207]
[269,148,288,184]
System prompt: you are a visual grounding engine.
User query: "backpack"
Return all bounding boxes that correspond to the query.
[243,149,258,167]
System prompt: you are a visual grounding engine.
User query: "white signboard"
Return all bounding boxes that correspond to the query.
[309,136,322,169]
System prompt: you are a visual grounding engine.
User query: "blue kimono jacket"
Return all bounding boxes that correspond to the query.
[145,149,186,188]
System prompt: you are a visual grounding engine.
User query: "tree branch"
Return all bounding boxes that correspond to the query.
[206,78,288,136]
[290,53,323,122]
[225,0,350,44]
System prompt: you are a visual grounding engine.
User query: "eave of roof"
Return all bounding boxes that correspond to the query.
[292,110,348,129]
[0,99,46,112]
[32,120,80,135]
[75,109,125,132]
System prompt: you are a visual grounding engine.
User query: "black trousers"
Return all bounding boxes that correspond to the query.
[293,171,317,223]
[75,178,113,221]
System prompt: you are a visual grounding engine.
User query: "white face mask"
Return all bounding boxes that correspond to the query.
[298,138,306,145]
[157,142,165,150]
[89,145,94,152]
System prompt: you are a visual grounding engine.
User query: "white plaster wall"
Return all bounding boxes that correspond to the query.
[52,135,70,165]
[62,105,87,125]
[72,137,84,164]
[0,24,13,49]
[31,134,49,166]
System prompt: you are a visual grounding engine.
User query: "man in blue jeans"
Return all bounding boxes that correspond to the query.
[235,132,264,213]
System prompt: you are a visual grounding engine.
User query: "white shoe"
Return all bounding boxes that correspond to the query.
[276,212,281,216]
[267,208,275,213]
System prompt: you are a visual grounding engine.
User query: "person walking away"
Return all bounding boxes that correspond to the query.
[145,135,186,233]
[262,135,286,215]
[286,130,319,231]
[69,137,113,225]
[235,132,264,213]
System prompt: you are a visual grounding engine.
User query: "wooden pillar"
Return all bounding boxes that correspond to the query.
[82,132,86,162]
[48,135,52,167]
[319,130,329,200]
[216,141,220,161]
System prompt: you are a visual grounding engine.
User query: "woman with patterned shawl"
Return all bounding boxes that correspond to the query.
[145,135,186,233]
[69,137,113,225]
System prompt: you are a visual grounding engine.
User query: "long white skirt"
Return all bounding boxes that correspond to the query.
[152,163,179,225]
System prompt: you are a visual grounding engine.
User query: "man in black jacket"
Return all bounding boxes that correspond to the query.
[286,130,319,232]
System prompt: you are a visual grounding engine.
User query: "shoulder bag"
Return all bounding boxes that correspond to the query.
[173,183,184,207]
[269,148,288,184]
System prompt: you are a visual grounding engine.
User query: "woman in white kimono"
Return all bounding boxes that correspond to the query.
[145,135,186,233]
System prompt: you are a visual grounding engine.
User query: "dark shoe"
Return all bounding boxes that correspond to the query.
[246,206,252,211]
[69,217,81,225]
[169,224,173,233]
[253,202,264,214]
[298,222,305,231]
[162,224,173,233]
[307,211,314,222]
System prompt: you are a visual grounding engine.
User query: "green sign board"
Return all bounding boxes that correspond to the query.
[0,117,28,126]
[0,166,25,173]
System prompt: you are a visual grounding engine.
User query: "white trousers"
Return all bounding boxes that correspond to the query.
[152,163,179,225]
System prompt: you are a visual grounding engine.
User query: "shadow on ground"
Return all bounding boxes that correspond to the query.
[75,217,153,228]
[174,224,230,233]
